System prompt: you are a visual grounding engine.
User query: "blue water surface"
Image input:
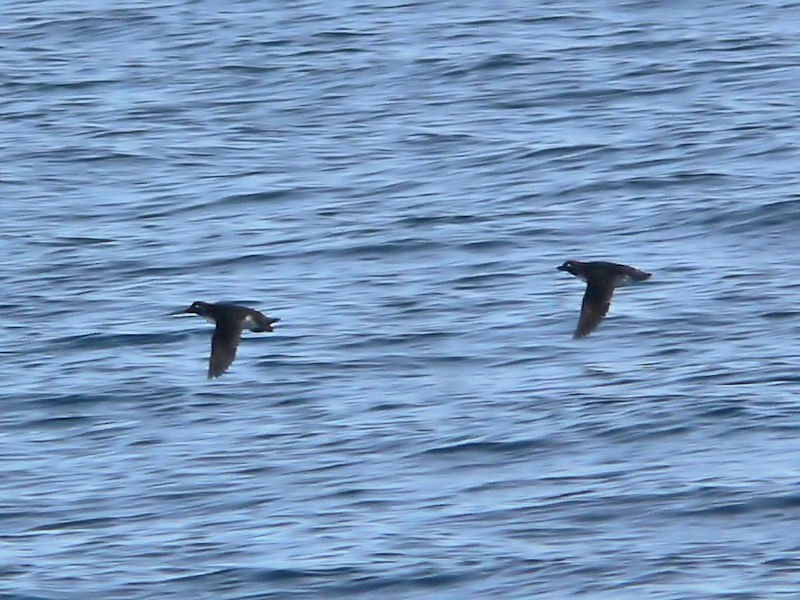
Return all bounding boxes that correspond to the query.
[3,1,800,598]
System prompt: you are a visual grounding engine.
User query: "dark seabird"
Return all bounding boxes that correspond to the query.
[177,301,279,379]
[557,260,651,338]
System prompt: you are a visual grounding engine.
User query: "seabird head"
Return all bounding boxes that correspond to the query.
[175,300,213,318]
[557,260,581,276]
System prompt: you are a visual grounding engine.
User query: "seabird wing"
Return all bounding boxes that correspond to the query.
[575,279,615,338]
[208,318,243,379]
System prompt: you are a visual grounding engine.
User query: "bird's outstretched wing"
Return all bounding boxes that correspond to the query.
[208,318,244,379]
[575,280,615,338]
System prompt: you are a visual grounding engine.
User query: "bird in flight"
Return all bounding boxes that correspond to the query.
[557,260,651,338]
[177,301,279,378]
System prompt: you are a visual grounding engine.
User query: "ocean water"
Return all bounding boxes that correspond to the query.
[3,1,800,598]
